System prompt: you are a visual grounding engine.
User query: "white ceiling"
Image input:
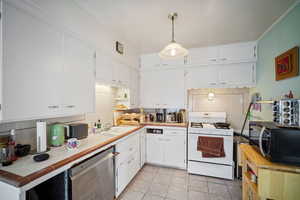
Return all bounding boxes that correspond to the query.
[74,0,297,54]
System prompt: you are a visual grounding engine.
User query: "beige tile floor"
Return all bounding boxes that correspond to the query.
[118,165,242,200]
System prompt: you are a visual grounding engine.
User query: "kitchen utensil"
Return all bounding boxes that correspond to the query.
[49,124,65,147]
[15,144,31,157]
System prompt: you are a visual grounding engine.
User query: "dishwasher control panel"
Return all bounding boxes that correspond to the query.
[146,128,163,134]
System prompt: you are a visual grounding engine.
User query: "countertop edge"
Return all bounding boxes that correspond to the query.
[239,144,300,173]
[140,122,188,128]
[0,126,144,187]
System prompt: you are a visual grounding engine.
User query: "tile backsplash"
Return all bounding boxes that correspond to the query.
[0,115,85,151]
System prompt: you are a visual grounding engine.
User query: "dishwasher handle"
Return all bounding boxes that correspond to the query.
[70,152,114,180]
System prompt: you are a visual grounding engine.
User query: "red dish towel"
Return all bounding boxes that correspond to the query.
[197,136,225,158]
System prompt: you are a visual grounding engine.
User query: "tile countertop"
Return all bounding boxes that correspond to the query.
[0,126,142,187]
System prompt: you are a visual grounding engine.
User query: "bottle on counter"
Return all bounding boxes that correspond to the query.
[8,129,17,161]
[97,119,102,129]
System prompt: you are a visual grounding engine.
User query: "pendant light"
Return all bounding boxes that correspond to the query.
[159,13,188,59]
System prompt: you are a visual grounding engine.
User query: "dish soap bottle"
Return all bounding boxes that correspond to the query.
[97,119,102,129]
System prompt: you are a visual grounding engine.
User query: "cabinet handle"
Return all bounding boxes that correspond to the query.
[220,58,227,61]
[254,46,257,58]
[129,147,133,151]
[66,105,75,108]
[220,82,227,85]
[252,64,255,83]
[209,59,217,62]
[48,105,59,109]
[113,152,120,157]
[209,83,217,85]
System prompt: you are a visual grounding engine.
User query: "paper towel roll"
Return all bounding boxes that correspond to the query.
[36,121,47,153]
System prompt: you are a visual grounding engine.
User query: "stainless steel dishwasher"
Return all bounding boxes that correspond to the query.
[69,147,115,200]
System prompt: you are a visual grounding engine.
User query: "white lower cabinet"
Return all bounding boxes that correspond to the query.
[115,131,141,197]
[140,129,146,167]
[146,127,187,169]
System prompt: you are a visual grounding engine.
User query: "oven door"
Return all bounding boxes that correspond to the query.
[188,133,233,165]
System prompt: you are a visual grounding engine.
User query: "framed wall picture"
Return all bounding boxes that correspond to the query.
[275,46,299,81]
[116,41,124,55]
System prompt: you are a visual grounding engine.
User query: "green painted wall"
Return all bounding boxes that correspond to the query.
[251,3,300,120]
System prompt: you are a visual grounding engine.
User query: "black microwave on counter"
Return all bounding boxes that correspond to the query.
[249,121,300,166]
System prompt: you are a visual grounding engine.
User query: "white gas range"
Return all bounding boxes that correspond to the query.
[187,112,234,180]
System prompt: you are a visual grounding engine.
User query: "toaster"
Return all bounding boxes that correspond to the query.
[67,123,88,140]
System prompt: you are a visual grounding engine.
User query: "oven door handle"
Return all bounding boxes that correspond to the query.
[259,126,266,157]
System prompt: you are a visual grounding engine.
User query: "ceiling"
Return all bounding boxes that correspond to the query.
[74,0,297,54]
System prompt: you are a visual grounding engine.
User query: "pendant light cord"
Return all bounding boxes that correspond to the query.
[171,16,175,42]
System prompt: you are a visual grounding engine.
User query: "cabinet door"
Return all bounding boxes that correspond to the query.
[120,64,130,88]
[164,134,186,169]
[159,69,185,108]
[207,47,220,64]
[187,48,209,66]
[0,1,3,121]
[185,66,219,89]
[161,57,185,66]
[128,151,141,181]
[130,68,139,108]
[116,159,129,197]
[140,71,161,108]
[140,53,161,68]
[218,63,256,87]
[3,3,63,121]
[146,134,164,164]
[140,130,146,167]
[219,42,257,63]
[62,34,95,115]
[95,51,113,84]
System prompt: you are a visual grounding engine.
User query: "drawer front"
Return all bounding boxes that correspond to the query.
[116,133,140,162]
[258,169,300,200]
[188,161,234,180]
[164,128,186,136]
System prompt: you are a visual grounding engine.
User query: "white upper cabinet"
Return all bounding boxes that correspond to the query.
[0,1,3,121]
[186,48,209,66]
[140,53,161,68]
[140,70,161,108]
[160,57,185,67]
[62,34,96,115]
[130,68,140,108]
[185,66,219,89]
[140,69,185,108]
[185,63,256,89]
[207,46,220,64]
[3,3,64,121]
[2,3,96,122]
[95,52,113,85]
[218,63,256,87]
[112,62,130,88]
[219,42,257,63]
[155,41,257,67]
